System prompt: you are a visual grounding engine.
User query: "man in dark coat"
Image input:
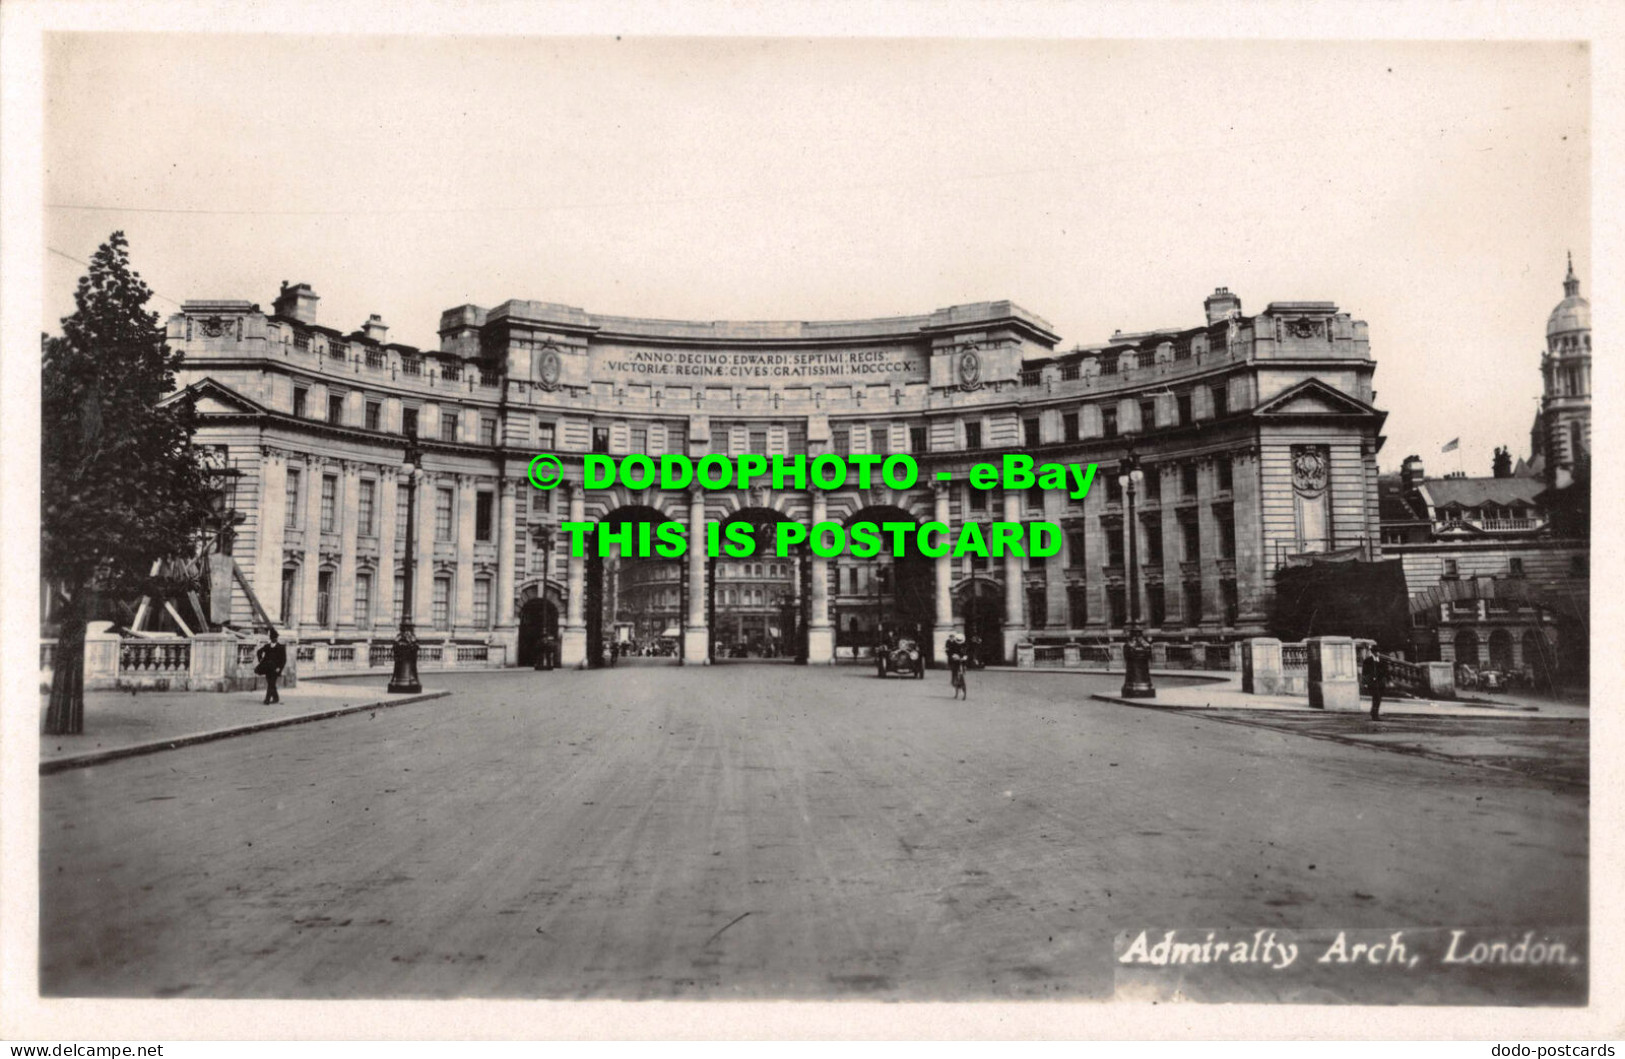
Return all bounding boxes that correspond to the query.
[1363,652,1389,720]
[256,628,288,704]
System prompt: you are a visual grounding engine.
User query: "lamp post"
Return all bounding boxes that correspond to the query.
[1120,448,1156,698]
[387,434,423,694]
[531,523,555,670]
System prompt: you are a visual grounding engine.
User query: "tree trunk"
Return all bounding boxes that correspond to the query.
[43,589,87,736]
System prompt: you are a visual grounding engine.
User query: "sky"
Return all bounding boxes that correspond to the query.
[44,35,1589,476]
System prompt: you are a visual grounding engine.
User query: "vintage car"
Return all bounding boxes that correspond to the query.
[877,637,925,679]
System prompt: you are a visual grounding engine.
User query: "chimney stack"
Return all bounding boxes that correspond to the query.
[362,314,389,344]
[1204,287,1241,325]
[273,282,320,325]
[1400,454,1426,494]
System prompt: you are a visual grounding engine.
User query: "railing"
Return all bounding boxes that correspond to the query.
[456,645,489,663]
[296,644,317,662]
[479,371,500,388]
[1467,518,1540,532]
[1203,644,1233,671]
[441,364,462,382]
[1020,370,1043,387]
[1281,643,1309,671]
[328,645,356,664]
[1080,645,1113,665]
[401,357,422,376]
[1031,644,1066,666]
[366,350,386,370]
[1163,644,1196,669]
[237,643,257,665]
[369,642,395,666]
[1382,653,1428,696]
[120,640,191,673]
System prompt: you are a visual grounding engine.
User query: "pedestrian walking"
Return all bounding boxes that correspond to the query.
[1363,651,1388,720]
[945,632,969,700]
[255,628,287,705]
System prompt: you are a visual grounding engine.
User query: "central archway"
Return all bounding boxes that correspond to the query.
[836,504,935,664]
[584,503,683,668]
[708,506,808,663]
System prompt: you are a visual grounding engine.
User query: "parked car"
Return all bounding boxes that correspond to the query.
[877,637,925,679]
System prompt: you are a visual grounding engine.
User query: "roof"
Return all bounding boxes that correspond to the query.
[1547,295,1589,337]
[1419,476,1545,510]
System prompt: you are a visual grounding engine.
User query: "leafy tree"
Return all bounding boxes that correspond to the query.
[42,232,218,735]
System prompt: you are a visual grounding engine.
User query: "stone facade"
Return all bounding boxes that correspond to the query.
[168,283,1385,666]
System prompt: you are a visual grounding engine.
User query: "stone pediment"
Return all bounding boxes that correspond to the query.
[163,377,267,416]
[1252,378,1378,418]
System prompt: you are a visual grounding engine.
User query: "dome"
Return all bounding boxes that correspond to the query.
[1547,254,1590,338]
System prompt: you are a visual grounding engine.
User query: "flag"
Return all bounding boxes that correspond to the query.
[1441,438,1459,453]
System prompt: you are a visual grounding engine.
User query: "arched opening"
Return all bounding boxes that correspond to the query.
[834,504,935,664]
[517,595,560,668]
[708,507,807,663]
[1522,629,1555,692]
[955,578,1004,668]
[1452,629,1480,668]
[1487,628,1514,671]
[583,504,683,668]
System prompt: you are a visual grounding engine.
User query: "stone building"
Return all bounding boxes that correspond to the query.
[1378,261,1591,688]
[165,281,1386,669]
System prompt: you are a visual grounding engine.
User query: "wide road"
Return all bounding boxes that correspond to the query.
[40,665,1586,1001]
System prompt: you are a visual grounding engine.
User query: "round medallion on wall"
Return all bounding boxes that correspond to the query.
[537,346,563,391]
[957,346,983,390]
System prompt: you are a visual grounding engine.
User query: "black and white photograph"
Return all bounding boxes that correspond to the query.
[2,0,1617,1045]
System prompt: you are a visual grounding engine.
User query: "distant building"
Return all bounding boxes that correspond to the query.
[1379,261,1590,688]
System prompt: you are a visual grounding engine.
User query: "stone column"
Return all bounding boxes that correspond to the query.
[377,467,398,631]
[560,484,588,667]
[1043,486,1069,628]
[1307,636,1360,711]
[684,489,710,664]
[931,482,956,663]
[454,475,477,628]
[415,472,436,630]
[300,458,325,629]
[497,478,518,628]
[336,462,360,629]
[257,449,287,629]
[807,490,834,664]
[1001,489,1028,662]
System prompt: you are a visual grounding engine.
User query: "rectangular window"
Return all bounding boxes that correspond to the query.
[320,474,337,533]
[1216,456,1233,493]
[1062,412,1079,442]
[1212,384,1229,418]
[964,421,981,450]
[1028,587,1047,629]
[1147,583,1166,627]
[316,569,333,626]
[1184,580,1203,622]
[1028,485,1046,513]
[402,407,418,437]
[969,487,988,513]
[537,420,556,449]
[1107,585,1127,627]
[1443,559,1459,578]
[908,425,928,453]
[666,421,687,454]
[1143,468,1161,503]
[1181,519,1201,562]
[394,575,406,624]
[1145,522,1164,566]
[870,427,889,455]
[750,430,768,456]
[1182,464,1199,498]
[1105,474,1122,505]
[1105,520,1125,567]
[1023,418,1041,447]
[632,426,648,452]
[833,428,851,456]
[1217,511,1236,559]
[475,492,494,542]
[1101,407,1118,438]
[280,567,297,625]
[357,479,376,537]
[354,574,372,629]
[473,579,491,629]
[1222,580,1239,625]
[435,488,454,542]
[284,469,301,528]
[1068,586,1088,627]
[1139,400,1157,432]
[365,401,382,431]
[432,577,450,631]
[1177,393,1193,426]
[441,411,460,443]
[1067,530,1087,569]
[480,417,498,446]
[328,393,344,424]
[396,485,410,541]
[592,426,610,453]
[293,387,308,418]
[1509,557,1525,578]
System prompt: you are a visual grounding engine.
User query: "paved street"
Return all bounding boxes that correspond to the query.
[40,666,1587,1001]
